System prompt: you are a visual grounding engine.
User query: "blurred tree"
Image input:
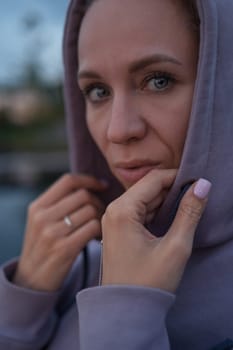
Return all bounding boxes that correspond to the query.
[20,12,45,90]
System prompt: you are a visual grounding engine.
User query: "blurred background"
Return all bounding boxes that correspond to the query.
[0,0,69,264]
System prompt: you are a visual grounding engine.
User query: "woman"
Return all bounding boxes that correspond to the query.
[0,0,232,349]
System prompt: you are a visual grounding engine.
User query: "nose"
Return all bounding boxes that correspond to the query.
[107,93,147,144]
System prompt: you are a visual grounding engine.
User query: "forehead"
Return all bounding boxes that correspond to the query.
[78,0,196,69]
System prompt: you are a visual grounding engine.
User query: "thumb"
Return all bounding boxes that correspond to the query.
[165,178,212,247]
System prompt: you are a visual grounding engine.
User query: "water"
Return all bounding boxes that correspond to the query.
[0,185,39,264]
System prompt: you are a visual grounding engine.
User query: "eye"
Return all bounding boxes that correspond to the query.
[83,85,110,103]
[143,73,175,92]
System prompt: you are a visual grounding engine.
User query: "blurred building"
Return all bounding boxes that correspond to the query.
[0,89,50,125]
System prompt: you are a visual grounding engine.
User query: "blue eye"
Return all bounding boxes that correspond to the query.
[144,73,174,92]
[84,85,110,103]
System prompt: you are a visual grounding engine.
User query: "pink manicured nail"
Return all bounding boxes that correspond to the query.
[193,179,212,199]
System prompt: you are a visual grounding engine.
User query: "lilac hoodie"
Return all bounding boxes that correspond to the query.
[1,0,233,349]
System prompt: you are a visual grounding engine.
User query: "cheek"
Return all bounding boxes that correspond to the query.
[166,88,193,160]
[145,88,192,161]
[86,111,107,154]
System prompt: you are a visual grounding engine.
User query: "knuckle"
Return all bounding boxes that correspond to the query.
[105,199,128,221]
[102,197,134,239]
[101,213,106,226]
[28,200,38,215]
[32,209,46,228]
[86,204,98,218]
[89,218,100,232]
[79,188,91,202]
[61,173,71,183]
[105,201,118,220]
[180,199,203,223]
[101,212,109,227]
[62,173,75,188]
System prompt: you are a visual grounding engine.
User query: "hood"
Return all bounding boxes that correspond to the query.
[63,0,233,248]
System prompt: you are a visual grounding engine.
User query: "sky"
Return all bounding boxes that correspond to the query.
[0,0,69,85]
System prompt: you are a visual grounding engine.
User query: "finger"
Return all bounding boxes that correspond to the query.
[145,192,167,223]
[127,168,176,204]
[43,189,105,221]
[35,174,108,208]
[66,219,101,253]
[147,189,167,212]
[55,204,102,236]
[165,178,212,251]
[123,169,177,222]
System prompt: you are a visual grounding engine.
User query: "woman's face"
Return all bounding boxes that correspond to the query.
[78,0,198,189]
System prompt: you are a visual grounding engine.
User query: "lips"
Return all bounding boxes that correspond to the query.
[114,160,161,186]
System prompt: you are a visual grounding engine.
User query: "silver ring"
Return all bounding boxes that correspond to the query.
[64,215,73,227]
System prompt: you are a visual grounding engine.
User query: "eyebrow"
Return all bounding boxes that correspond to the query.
[78,54,182,81]
[129,54,182,73]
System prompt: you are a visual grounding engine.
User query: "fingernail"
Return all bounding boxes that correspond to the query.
[193,178,212,199]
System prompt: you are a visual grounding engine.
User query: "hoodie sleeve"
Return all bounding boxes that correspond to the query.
[77,285,175,350]
[0,260,60,350]
[0,241,100,350]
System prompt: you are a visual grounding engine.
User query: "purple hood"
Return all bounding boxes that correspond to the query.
[1,2,233,350]
[63,0,233,248]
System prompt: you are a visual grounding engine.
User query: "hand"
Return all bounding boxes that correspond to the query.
[13,174,107,292]
[101,169,211,293]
